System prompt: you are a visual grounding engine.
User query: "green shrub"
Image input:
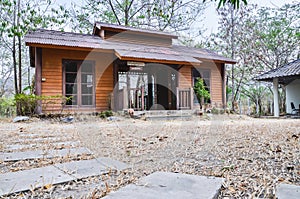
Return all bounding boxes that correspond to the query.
[14,93,71,116]
[0,97,15,117]
[99,110,114,118]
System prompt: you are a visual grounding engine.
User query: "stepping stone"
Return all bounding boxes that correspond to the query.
[103,172,224,199]
[0,157,129,196]
[0,165,75,196]
[6,141,81,151]
[13,116,29,123]
[55,159,108,179]
[0,147,91,161]
[97,157,129,171]
[277,183,300,199]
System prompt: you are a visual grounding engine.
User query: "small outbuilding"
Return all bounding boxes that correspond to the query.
[256,59,300,116]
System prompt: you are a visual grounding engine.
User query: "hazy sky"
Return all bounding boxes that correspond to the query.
[57,0,298,37]
[202,0,298,36]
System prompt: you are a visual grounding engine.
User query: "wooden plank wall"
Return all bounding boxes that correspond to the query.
[41,48,114,113]
[209,62,223,107]
[178,62,224,108]
[178,65,192,88]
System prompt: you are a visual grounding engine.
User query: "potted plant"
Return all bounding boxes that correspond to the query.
[193,78,210,112]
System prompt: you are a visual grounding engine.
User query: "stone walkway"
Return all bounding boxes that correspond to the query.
[0,129,129,197]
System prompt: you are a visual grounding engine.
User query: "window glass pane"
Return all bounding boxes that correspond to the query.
[82,95,93,105]
[66,95,77,105]
[66,73,77,83]
[81,74,93,84]
[65,62,77,72]
[66,84,77,94]
[203,79,210,87]
[81,84,93,94]
[81,62,93,73]
[202,71,210,78]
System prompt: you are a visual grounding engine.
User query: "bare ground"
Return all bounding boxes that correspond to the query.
[0,115,299,198]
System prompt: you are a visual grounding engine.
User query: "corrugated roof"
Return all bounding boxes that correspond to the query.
[94,22,178,39]
[115,49,201,64]
[25,29,234,65]
[255,59,300,82]
[24,29,104,49]
[173,45,236,64]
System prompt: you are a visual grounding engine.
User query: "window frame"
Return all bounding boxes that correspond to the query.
[62,59,96,108]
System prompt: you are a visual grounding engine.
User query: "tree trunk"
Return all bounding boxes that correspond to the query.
[17,0,22,93]
[230,5,235,112]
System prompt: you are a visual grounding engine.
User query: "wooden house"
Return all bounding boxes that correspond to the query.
[24,22,236,113]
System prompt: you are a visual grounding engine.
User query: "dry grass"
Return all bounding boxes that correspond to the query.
[0,115,299,198]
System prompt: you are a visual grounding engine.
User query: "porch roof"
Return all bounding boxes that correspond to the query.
[255,59,300,84]
[25,29,233,65]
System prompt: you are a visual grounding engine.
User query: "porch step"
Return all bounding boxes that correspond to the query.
[145,114,192,121]
[135,110,195,116]
[134,110,194,121]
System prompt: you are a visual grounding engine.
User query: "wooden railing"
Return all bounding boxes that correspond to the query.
[176,87,193,110]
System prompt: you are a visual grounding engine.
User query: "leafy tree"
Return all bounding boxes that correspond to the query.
[203,0,247,8]
[0,0,68,114]
[70,0,206,33]
[206,2,299,114]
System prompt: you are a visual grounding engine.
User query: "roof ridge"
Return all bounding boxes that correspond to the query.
[29,28,94,37]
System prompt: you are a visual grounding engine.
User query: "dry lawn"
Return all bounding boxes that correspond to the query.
[0,115,299,198]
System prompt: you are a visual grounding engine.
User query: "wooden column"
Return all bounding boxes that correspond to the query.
[273,78,279,117]
[35,47,42,114]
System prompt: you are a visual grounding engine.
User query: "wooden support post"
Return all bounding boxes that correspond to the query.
[141,87,145,111]
[35,47,42,114]
[123,86,128,110]
[190,87,193,110]
[176,87,179,110]
[273,78,279,117]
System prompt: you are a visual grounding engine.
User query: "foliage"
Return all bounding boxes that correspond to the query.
[70,0,206,34]
[205,2,299,115]
[193,78,210,109]
[99,110,114,118]
[207,0,248,9]
[0,97,15,117]
[14,93,71,116]
[0,0,69,112]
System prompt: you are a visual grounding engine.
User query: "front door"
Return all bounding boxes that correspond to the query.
[149,64,178,110]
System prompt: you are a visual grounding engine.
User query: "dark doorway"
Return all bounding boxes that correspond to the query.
[147,64,178,110]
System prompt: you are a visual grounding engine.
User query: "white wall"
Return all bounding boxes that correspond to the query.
[286,79,300,113]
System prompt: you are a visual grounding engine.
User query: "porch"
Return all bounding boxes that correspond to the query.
[111,60,196,111]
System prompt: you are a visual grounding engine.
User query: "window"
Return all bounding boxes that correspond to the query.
[192,68,211,103]
[63,60,95,107]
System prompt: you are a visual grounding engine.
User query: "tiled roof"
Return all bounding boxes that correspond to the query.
[25,29,235,64]
[94,22,178,39]
[255,59,300,81]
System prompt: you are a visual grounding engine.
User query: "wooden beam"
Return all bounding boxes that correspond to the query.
[25,43,114,54]
[35,47,42,114]
[117,55,201,66]
[273,78,280,117]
